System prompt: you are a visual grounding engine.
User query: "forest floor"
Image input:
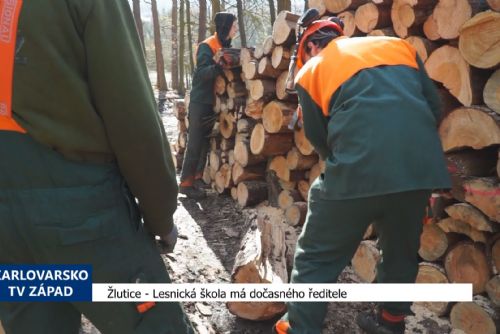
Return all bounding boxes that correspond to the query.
[79,94,458,334]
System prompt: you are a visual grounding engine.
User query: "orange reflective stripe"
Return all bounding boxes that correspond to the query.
[0,0,25,133]
[381,309,405,323]
[296,36,418,117]
[202,34,222,55]
[136,301,156,313]
[274,320,291,334]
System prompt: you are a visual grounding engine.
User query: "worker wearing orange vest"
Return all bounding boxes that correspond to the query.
[0,0,193,332]
[274,10,450,334]
[179,12,238,199]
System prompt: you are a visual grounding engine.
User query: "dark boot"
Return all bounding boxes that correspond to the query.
[179,186,206,200]
[356,309,405,334]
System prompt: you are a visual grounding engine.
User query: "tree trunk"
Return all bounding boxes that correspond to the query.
[179,0,186,95]
[152,0,167,91]
[244,97,266,119]
[198,0,207,42]
[250,124,294,156]
[445,241,491,294]
[352,240,380,283]
[272,11,300,46]
[450,296,498,334]
[219,111,236,139]
[277,0,292,12]
[215,163,232,193]
[210,0,222,34]
[248,80,277,101]
[269,0,277,26]
[262,101,296,133]
[415,262,450,316]
[236,0,247,47]
[186,0,194,74]
[286,147,319,170]
[285,202,308,226]
[445,203,498,233]
[232,163,266,184]
[484,69,500,114]
[459,11,500,69]
[234,140,267,167]
[237,181,269,207]
[418,223,450,261]
[294,127,315,156]
[276,71,298,103]
[354,3,391,33]
[258,57,282,79]
[227,211,288,320]
[132,0,146,54]
[272,46,291,70]
[171,0,179,90]
[438,107,500,152]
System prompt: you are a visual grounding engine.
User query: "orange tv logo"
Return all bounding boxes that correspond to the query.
[0,0,17,44]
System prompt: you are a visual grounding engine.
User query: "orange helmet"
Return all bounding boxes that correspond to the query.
[296,19,344,70]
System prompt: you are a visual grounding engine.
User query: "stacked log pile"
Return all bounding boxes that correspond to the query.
[305,1,500,332]
[175,3,500,326]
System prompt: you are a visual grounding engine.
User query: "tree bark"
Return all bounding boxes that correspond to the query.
[132,0,146,54]
[179,0,186,94]
[236,0,247,47]
[198,0,207,42]
[234,139,267,167]
[152,0,167,91]
[262,101,296,133]
[248,80,277,101]
[272,11,300,46]
[237,181,269,207]
[250,124,294,156]
[186,0,194,74]
[269,0,277,26]
[258,57,282,78]
[286,147,319,171]
[232,163,266,184]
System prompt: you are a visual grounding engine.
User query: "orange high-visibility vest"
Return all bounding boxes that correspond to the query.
[0,0,26,133]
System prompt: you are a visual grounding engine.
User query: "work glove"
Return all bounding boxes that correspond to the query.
[157,224,178,254]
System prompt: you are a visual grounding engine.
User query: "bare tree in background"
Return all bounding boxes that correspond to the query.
[179,0,186,95]
[210,0,221,34]
[268,0,276,26]
[171,0,179,90]
[151,0,167,91]
[236,0,247,47]
[132,0,146,54]
[186,0,194,74]
[198,0,207,42]
[304,0,309,10]
[277,0,292,12]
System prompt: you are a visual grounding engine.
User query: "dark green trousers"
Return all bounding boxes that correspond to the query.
[0,132,194,334]
[180,102,215,184]
[283,178,430,334]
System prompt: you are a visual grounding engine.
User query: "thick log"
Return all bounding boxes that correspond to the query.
[423,14,440,40]
[263,101,296,134]
[287,147,319,170]
[232,163,266,184]
[219,111,236,139]
[214,163,232,193]
[354,3,391,33]
[223,68,242,82]
[276,71,298,103]
[210,137,221,151]
[203,164,212,184]
[178,131,187,151]
[426,46,490,106]
[173,99,186,120]
[445,203,498,233]
[240,47,255,66]
[309,0,328,15]
[215,75,226,95]
[461,177,500,222]
[433,0,488,40]
[459,11,500,69]
[446,147,498,177]
[227,210,288,320]
[450,296,498,334]
[272,11,300,46]
[278,189,303,210]
[324,0,371,13]
[266,170,284,208]
[367,27,396,36]
[285,202,308,226]
[269,156,307,182]
[418,223,449,261]
[439,107,500,152]
[231,186,238,200]
[209,150,221,172]
[237,181,268,207]
[405,36,438,62]
[258,57,282,79]
[352,240,380,283]
[227,81,247,99]
[234,139,267,167]
[486,275,500,306]
[262,36,275,56]
[445,241,491,294]
[308,162,325,185]
[237,118,258,135]
[484,70,500,114]
[493,238,500,274]
[415,262,450,316]
[488,0,500,11]
[177,119,187,133]
[294,127,315,156]
[221,138,235,151]
[244,97,265,120]
[253,43,265,60]
[438,217,488,243]
[250,124,294,156]
[298,180,310,202]
[248,80,276,101]
[242,60,263,80]
[271,46,291,70]
[391,0,435,38]
[339,11,362,36]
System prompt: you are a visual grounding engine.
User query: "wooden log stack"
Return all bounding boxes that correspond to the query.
[177,4,500,326]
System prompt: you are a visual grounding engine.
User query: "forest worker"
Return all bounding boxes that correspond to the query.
[179,11,238,199]
[0,0,193,333]
[273,11,451,334]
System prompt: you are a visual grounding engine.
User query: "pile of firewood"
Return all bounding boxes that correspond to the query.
[173,2,500,328]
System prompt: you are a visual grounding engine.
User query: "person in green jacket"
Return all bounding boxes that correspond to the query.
[179,12,238,199]
[274,12,451,334]
[0,0,193,333]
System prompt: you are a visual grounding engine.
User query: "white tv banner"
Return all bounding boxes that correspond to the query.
[93,283,472,302]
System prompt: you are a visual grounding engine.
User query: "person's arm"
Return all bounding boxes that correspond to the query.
[416,55,442,124]
[195,43,223,82]
[83,0,177,235]
[296,84,329,160]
